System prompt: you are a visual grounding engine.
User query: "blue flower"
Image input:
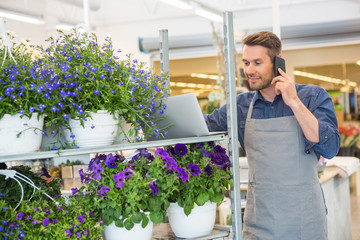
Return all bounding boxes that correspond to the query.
[39,104,46,111]
[29,106,35,113]
[93,89,100,95]
[63,114,68,121]
[51,106,59,112]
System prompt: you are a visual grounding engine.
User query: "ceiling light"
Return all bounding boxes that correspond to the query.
[160,0,192,9]
[194,8,222,22]
[191,73,223,80]
[0,9,44,25]
[356,60,360,66]
[293,70,357,87]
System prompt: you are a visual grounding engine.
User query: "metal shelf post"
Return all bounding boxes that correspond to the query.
[224,11,243,240]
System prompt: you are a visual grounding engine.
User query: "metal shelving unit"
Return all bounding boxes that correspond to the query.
[0,11,242,240]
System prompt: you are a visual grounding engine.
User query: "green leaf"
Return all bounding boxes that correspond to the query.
[196,192,209,206]
[177,199,185,208]
[141,214,149,228]
[210,193,224,203]
[110,201,116,208]
[184,205,192,216]
[131,212,142,224]
[124,219,134,230]
[115,219,124,228]
[100,202,107,208]
[114,208,122,219]
[150,211,164,224]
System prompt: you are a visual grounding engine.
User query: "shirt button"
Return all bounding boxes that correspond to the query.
[270,106,274,110]
[309,144,312,148]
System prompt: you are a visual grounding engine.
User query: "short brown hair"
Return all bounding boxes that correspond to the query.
[242,31,282,62]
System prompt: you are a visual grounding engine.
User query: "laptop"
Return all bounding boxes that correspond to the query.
[146,93,211,141]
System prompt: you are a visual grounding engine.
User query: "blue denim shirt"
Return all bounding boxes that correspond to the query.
[205,84,340,159]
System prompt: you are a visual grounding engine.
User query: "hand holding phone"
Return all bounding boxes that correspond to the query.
[273,56,286,77]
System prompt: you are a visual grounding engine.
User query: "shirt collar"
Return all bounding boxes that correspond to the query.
[253,90,283,103]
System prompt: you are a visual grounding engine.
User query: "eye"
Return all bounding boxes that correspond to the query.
[255,61,261,65]
[243,62,249,66]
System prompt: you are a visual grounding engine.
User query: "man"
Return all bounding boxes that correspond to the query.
[205,31,340,239]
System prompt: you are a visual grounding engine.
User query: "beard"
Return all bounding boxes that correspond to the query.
[247,75,273,91]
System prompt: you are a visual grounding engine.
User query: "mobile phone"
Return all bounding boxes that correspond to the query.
[273,56,286,76]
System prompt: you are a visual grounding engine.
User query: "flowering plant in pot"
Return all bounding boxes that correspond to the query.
[0,166,103,239]
[73,150,171,238]
[151,142,233,238]
[37,28,169,149]
[0,32,47,153]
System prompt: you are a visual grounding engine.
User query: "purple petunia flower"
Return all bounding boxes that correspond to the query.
[214,145,226,154]
[114,172,125,188]
[105,153,116,168]
[97,185,110,196]
[149,180,158,196]
[32,219,38,225]
[76,232,81,238]
[200,149,211,157]
[164,156,178,171]
[174,143,188,156]
[79,169,85,183]
[64,229,71,238]
[53,218,58,223]
[77,215,85,224]
[92,163,104,181]
[154,148,169,159]
[72,188,79,195]
[176,167,189,183]
[204,164,213,176]
[124,168,133,180]
[41,167,51,178]
[16,212,24,220]
[43,218,50,226]
[188,163,201,176]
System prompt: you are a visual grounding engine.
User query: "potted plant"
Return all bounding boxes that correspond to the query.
[0,32,46,154]
[37,29,169,150]
[74,150,170,239]
[0,166,103,239]
[338,124,360,156]
[151,142,233,238]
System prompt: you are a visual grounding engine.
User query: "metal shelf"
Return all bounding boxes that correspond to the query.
[0,133,226,162]
[0,11,242,240]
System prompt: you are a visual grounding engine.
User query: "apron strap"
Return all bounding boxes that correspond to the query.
[246,98,255,120]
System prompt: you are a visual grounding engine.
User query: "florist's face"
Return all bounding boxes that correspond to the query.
[242,45,274,92]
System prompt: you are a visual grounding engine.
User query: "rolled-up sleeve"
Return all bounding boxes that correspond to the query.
[204,104,228,132]
[304,88,340,159]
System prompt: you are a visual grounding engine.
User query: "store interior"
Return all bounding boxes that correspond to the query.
[1,0,360,239]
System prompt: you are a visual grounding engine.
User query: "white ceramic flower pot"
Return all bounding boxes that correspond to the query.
[40,125,66,150]
[168,201,217,238]
[103,218,153,240]
[63,110,119,148]
[0,113,45,154]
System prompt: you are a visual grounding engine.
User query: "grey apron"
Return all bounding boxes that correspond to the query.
[243,99,327,240]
